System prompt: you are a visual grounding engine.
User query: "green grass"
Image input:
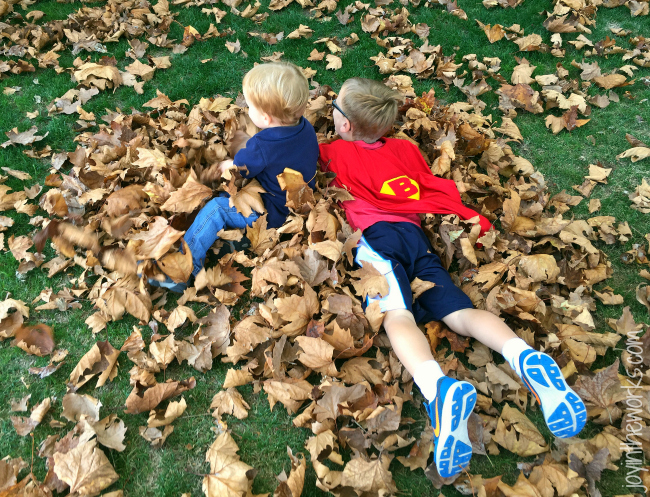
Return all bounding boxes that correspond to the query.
[1,0,649,495]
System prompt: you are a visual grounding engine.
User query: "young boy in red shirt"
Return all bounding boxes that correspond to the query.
[319,78,586,478]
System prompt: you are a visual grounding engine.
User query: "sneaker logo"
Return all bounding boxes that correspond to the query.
[522,375,541,405]
[432,400,441,438]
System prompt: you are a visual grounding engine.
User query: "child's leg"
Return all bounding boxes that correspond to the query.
[442,308,587,438]
[149,196,258,292]
[383,308,476,478]
[184,195,258,278]
[356,224,477,477]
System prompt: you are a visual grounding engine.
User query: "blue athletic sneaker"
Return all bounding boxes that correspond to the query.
[425,377,477,478]
[147,275,188,294]
[519,349,587,438]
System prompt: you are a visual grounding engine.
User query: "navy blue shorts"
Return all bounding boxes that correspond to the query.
[354,222,473,323]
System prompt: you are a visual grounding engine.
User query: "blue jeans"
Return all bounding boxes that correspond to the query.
[185,194,259,278]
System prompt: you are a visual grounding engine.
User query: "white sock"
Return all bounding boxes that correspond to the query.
[501,337,534,377]
[413,360,445,403]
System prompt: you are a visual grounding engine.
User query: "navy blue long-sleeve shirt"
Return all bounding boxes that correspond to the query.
[233,117,318,228]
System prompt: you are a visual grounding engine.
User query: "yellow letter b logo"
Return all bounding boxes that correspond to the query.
[380,176,420,200]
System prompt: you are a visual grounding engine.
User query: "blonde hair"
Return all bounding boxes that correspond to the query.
[340,78,405,142]
[242,62,309,125]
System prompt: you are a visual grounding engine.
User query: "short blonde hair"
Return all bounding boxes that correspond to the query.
[242,62,309,125]
[340,78,405,142]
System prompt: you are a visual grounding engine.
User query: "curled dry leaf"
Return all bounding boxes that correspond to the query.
[211,388,250,419]
[274,448,306,497]
[68,340,120,390]
[53,439,119,496]
[12,323,54,356]
[140,425,174,448]
[203,431,255,497]
[62,393,102,422]
[11,397,51,436]
[493,404,548,456]
[124,377,196,414]
[147,397,187,427]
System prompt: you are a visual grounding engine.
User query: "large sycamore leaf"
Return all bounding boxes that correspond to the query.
[493,404,548,456]
[274,285,320,337]
[340,454,397,493]
[62,393,101,422]
[68,340,120,390]
[203,431,255,497]
[12,323,54,356]
[158,239,193,283]
[161,175,213,213]
[129,216,184,260]
[210,388,250,420]
[124,377,196,414]
[103,280,152,323]
[350,261,389,299]
[53,440,119,497]
[572,358,625,423]
[11,397,50,436]
[274,448,306,497]
[147,397,187,427]
[226,179,266,217]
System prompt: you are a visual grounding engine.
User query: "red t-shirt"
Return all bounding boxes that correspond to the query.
[318,138,491,234]
[320,140,420,231]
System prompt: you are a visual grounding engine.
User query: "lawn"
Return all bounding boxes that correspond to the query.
[1,0,649,495]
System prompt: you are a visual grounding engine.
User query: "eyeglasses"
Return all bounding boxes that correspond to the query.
[331,99,349,120]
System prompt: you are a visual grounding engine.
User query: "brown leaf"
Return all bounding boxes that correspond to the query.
[150,334,178,367]
[129,216,184,260]
[493,404,548,456]
[477,21,505,43]
[275,285,320,337]
[277,168,315,210]
[295,336,335,369]
[139,425,174,448]
[11,397,50,436]
[210,388,250,420]
[264,379,313,413]
[103,281,152,322]
[124,377,196,414]
[161,175,213,213]
[227,179,266,217]
[223,369,254,388]
[147,397,187,427]
[2,126,48,147]
[498,84,544,113]
[11,394,30,412]
[593,73,627,89]
[341,454,397,493]
[350,261,389,299]
[13,323,54,356]
[62,393,101,422]
[274,448,306,497]
[53,440,119,496]
[325,54,342,71]
[68,340,120,390]
[203,431,255,497]
[572,358,624,423]
[104,185,147,217]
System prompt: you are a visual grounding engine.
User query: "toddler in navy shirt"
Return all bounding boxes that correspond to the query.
[150,62,318,293]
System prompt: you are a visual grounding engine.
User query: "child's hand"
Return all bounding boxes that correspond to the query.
[218,159,236,180]
[228,130,250,156]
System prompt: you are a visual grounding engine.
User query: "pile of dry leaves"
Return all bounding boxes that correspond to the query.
[1,76,647,496]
